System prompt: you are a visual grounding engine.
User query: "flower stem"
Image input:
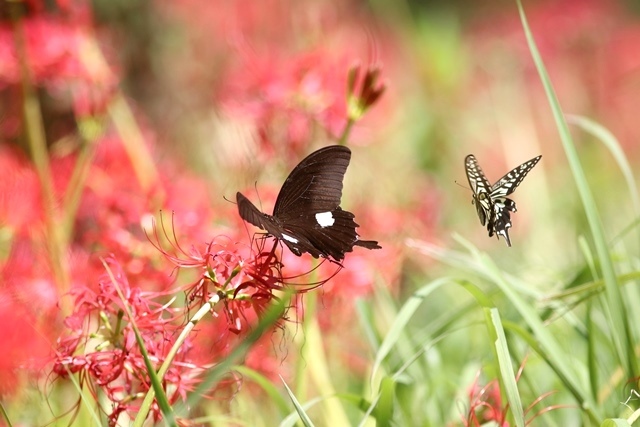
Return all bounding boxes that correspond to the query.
[337,117,355,146]
[60,118,103,245]
[133,293,222,427]
[10,2,70,298]
[133,267,241,426]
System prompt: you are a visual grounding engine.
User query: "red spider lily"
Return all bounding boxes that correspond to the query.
[72,137,219,291]
[149,212,348,336]
[51,257,217,425]
[465,376,508,426]
[0,147,42,233]
[467,0,640,152]
[462,362,567,426]
[220,48,354,163]
[148,215,287,334]
[0,1,118,116]
[346,63,386,122]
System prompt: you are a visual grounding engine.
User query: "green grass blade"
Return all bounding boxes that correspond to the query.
[355,298,380,354]
[281,376,315,427]
[600,420,632,427]
[566,115,640,216]
[233,366,291,417]
[63,366,103,426]
[478,251,601,421]
[586,299,598,402]
[409,235,601,421]
[371,277,451,384]
[503,320,597,420]
[102,261,175,427]
[486,308,525,427]
[516,0,636,379]
[0,403,10,427]
[356,393,381,427]
[279,396,325,427]
[177,294,290,415]
[375,376,395,427]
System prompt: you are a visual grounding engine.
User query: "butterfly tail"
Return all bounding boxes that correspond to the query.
[354,239,381,250]
[497,229,512,247]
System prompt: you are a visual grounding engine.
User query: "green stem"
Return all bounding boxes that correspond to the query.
[10,1,69,297]
[60,119,102,245]
[337,118,355,146]
[133,294,222,427]
[133,268,239,426]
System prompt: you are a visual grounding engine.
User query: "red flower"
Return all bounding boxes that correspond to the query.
[0,11,117,114]
[52,257,211,424]
[0,296,53,396]
[462,363,565,427]
[347,63,386,121]
[465,376,508,426]
[0,147,43,233]
[150,217,287,334]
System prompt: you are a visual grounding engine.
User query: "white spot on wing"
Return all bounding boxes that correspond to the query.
[282,233,299,243]
[315,211,335,228]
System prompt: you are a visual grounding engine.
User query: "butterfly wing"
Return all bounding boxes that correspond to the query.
[237,192,322,256]
[273,145,351,217]
[274,146,379,261]
[488,155,541,247]
[465,154,541,247]
[277,207,380,261]
[490,155,542,199]
[489,197,516,247]
[239,145,380,262]
[465,155,493,226]
[237,192,272,232]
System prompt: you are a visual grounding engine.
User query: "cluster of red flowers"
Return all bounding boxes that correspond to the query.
[462,366,564,427]
[51,229,290,423]
[0,0,396,423]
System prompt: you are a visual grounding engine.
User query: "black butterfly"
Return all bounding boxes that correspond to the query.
[236,145,380,262]
[465,154,541,247]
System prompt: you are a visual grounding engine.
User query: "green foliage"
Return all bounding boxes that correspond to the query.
[5,0,640,426]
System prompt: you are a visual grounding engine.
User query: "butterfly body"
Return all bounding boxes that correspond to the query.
[465,154,541,246]
[237,145,380,262]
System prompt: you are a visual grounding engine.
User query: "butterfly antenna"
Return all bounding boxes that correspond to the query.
[455,180,472,192]
[364,23,380,65]
[222,194,236,204]
[253,181,264,211]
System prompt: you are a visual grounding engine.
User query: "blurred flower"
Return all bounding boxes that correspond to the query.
[464,376,507,426]
[0,146,42,233]
[220,48,354,162]
[347,63,386,122]
[52,257,212,425]
[73,135,219,291]
[0,294,53,397]
[467,0,640,151]
[0,2,118,147]
[462,364,564,427]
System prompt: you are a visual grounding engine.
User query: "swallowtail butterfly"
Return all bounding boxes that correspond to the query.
[465,154,541,246]
[236,145,381,262]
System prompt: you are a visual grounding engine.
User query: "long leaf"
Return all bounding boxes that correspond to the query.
[486,308,525,427]
[516,0,636,380]
[281,376,315,427]
[566,115,640,217]
[233,366,291,417]
[370,277,451,384]
[175,294,290,415]
[102,260,175,426]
